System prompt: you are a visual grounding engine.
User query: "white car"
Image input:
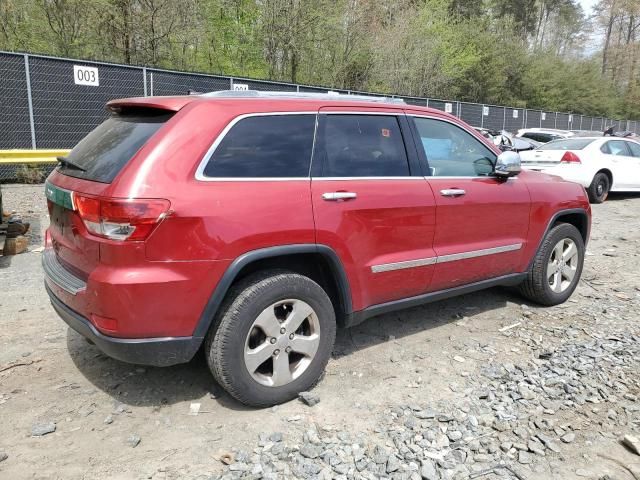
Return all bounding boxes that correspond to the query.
[516,128,574,144]
[520,137,640,203]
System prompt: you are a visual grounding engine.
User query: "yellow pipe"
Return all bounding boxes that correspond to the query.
[0,149,71,164]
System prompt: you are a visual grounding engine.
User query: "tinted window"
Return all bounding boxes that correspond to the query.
[203,115,316,178]
[522,132,557,143]
[319,115,409,177]
[61,112,172,183]
[414,117,496,176]
[626,141,640,157]
[538,138,594,151]
[601,140,631,156]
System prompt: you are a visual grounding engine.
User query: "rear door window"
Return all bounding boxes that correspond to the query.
[601,140,631,156]
[317,115,410,177]
[626,141,640,157]
[60,112,172,183]
[202,114,316,178]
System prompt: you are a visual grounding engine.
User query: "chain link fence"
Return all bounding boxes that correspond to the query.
[1,50,639,153]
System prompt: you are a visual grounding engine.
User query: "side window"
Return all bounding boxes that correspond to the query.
[319,115,410,177]
[202,115,316,178]
[601,140,630,156]
[413,117,497,176]
[626,141,640,157]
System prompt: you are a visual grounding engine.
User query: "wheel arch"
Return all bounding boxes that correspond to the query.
[595,168,613,187]
[527,208,590,272]
[551,211,590,244]
[193,244,353,339]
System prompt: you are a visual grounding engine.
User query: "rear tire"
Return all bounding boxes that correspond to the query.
[587,172,610,203]
[205,270,336,407]
[519,223,584,306]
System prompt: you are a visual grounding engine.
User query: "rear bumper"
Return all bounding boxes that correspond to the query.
[45,283,202,366]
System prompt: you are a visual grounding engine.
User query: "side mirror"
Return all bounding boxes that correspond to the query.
[494,151,521,178]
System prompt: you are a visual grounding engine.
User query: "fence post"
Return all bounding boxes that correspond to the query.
[149,72,154,96]
[143,67,148,97]
[480,105,484,128]
[554,112,558,129]
[229,77,234,89]
[23,54,37,149]
[502,107,506,130]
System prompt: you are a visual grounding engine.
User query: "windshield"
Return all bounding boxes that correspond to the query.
[59,111,173,183]
[537,138,595,151]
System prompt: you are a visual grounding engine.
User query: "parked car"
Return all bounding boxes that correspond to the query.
[516,128,574,144]
[520,137,640,203]
[473,128,541,152]
[43,91,591,406]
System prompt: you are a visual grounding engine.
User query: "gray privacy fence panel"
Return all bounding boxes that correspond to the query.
[556,113,570,130]
[243,79,297,92]
[1,51,639,150]
[504,108,523,132]
[541,112,555,129]
[404,97,428,107]
[0,53,32,148]
[525,110,541,128]
[427,99,447,112]
[459,102,482,127]
[28,56,144,148]
[482,106,504,131]
[149,69,229,95]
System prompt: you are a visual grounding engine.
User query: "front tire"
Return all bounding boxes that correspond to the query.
[205,270,336,407]
[519,223,584,306]
[587,172,610,203]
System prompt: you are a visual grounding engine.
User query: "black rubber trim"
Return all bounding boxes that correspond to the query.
[45,283,201,367]
[192,244,352,338]
[527,208,590,271]
[345,272,527,327]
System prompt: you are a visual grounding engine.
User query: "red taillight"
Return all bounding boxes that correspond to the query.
[74,194,170,241]
[560,151,581,163]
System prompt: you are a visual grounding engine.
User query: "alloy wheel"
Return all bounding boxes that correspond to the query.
[546,238,579,293]
[243,299,320,387]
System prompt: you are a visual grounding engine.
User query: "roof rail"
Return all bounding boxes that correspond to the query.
[202,89,405,104]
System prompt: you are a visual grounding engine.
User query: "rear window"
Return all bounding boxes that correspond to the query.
[521,132,558,143]
[59,112,172,183]
[537,138,594,151]
[202,115,316,178]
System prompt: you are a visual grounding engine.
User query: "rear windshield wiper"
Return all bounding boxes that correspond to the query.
[57,156,86,172]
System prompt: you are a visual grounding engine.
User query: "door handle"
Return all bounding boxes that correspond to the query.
[322,192,357,201]
[440,189,466,197]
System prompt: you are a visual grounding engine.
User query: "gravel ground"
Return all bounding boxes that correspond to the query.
[1,184,639,480]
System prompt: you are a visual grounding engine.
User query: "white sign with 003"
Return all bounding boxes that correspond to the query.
[541,112,546,121]
[512,109,519,118]
[232,83,249,91]
[483,106,489,116]
[73,65,99,86]
[444,103,453,113]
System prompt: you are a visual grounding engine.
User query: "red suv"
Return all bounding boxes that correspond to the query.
[43,91,591,406]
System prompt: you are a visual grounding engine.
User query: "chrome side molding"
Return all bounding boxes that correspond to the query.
[371,243,522,273]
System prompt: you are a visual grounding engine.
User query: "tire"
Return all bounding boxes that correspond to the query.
[587,172,610,203]
[519,223,584,306]
[205,270,336,407]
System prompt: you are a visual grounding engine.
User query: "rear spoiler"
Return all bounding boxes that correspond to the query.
[106,96,196,113]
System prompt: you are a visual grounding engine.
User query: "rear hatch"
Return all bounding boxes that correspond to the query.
[520,138,595,168]
[46,108,174,278]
